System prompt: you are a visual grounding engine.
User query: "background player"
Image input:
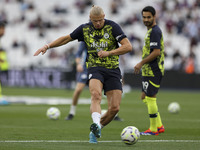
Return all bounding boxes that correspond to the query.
[65,41,88,120]
[0,21,9,105]
[134,6,165,135]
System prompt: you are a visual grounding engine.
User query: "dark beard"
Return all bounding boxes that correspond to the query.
[144,21,153,27]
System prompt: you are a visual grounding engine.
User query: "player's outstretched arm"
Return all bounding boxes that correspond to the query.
[33,44,49,56]
[34,35,73,56]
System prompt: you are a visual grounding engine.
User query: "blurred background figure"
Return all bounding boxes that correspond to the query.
[0,21,9,105]
[65,42,88,120]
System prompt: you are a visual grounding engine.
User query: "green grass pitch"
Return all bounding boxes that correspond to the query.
[0,87,200,150]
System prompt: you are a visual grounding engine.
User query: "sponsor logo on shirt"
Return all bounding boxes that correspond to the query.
[91,41,108,48]
[150,42,158,46]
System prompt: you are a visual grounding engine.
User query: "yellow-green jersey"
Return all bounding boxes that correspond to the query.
[0,49,9,71]
[142,25,164,77]
[0,38,9,71]
[70,19,127,69]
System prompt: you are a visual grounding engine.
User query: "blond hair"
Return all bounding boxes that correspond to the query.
[90,5,104,16]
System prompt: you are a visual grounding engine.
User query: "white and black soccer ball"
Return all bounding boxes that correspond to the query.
[121,126,140,145]
[168,102,180,113]
[46,107,61,120]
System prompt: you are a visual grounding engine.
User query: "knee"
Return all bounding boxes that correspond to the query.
[76,88,83,95]
[141,93,146,100]
[109,105,120,115]
[91,90,102,101]
[141,96,144,100]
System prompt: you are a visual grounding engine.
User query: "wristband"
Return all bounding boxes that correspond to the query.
[45,44,50,49]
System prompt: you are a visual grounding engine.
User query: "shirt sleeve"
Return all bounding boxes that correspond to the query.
[150,29,161,49]
[112,23,127,43]
[70,25,84,41]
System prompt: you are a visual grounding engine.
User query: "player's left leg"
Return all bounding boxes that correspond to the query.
[140,95,159,135]
[142,97,164,133]
[157,112,165,133]
[100,89,122,127]
[146,96,158,132]
[148,78,164,133]
[147,96,164,134]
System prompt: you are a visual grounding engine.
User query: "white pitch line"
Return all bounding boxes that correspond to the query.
[0,140,200,143]
[4,96,95,105]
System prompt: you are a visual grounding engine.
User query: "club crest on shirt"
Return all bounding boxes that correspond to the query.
[104,33,109,39]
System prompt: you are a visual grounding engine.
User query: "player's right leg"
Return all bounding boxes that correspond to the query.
[89,79,102,142]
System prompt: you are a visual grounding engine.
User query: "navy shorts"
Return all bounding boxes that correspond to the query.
[76,70,88,84]
[88,67,122,93]
[142,76,162,96]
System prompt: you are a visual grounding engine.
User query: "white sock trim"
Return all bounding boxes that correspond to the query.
[69,105,76,115]
[91,112,101,127]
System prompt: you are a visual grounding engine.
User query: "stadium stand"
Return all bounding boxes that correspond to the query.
[0,0,200,73]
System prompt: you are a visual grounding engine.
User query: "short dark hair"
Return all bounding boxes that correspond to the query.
[142,6,156,16]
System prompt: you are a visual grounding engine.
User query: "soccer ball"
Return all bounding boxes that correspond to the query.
[168,102,180,113]
[121,126,140,145]
[46,107,61,120]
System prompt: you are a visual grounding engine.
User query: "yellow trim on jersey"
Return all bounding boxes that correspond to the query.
[149,80,160,88]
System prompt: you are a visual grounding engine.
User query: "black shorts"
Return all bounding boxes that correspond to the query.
[88,67,122,94]
[142,76,162,96]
